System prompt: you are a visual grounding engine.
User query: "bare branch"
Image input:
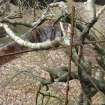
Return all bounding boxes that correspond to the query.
[85,0,105,19]
[96,5,105,18]
[60,22,71,46]
[0,23,62,49]
[49,1,68,13]
[0,2,69,49]
[0,18,32,27]
[32,1,68,27]
[84,0,96,20]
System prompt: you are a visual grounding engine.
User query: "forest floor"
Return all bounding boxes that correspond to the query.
[0,0,105,105]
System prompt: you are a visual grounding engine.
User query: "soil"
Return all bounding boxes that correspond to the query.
[0,0,105,105]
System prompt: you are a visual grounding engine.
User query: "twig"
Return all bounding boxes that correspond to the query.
[36,84,42,105]
[0,23,62,49]
[65,6,75,105]
[0,2,68,49]
[1,39,105,57]
[96,5,105,18]
[0,18,32,27]
[39,91,62,101]
[77,15,98,105]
